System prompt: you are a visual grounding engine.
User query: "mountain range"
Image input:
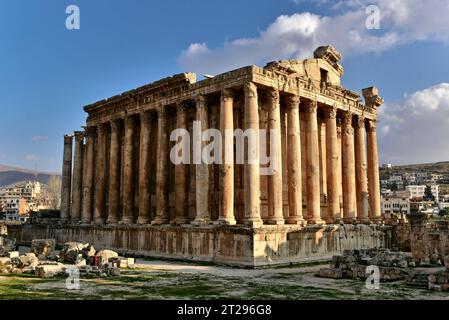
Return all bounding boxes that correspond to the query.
[0,164,60,187]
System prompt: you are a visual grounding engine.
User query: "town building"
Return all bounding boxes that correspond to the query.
[406,185,439,203]
[0,181,42,222]
[381,190,410,215]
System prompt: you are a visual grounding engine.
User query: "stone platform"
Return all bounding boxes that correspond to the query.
[8,224,391,268]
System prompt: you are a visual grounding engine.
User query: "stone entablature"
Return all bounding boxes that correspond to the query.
[84,59,379,127]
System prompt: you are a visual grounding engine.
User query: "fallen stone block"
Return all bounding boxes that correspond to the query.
[319,268,342,279]
[31,239,55,257]
[35,264,66,278]
[0,257,11,266]
[7,251,19,259]
[96,250,118,266]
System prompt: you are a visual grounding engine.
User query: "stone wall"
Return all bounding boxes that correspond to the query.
[409,215,449,261]
[9,224,391,268]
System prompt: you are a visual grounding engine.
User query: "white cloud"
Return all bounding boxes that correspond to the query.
[378,83,449,164]
[32,135,48,142]
[25,154,40,162]
[179,0,449,75]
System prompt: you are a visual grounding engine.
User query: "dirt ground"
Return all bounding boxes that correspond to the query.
[1,258,449,300]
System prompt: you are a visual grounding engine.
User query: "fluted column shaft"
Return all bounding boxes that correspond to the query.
[173,102,189,225]
[137,111,152,224]
[367,120,381,221]
[193,95,210,225]
[267,89,284,225]
[243,82,262,227]
[304,100,323,224]
[153,107,170,224]
[342,112,357,223]
[94,124,107,224]
[355,117,369,223]
[325,107,340,223]
[121,116,136,224]
[61,135,73,222]
[286,95,305,225]
[82,128,95,224]
[70,131,84,221]
[108,119,121,224]
[218,89,236,225]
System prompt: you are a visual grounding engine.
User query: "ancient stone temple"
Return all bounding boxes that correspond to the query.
[52,46,389,267]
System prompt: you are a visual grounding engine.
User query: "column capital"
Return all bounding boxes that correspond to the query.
[366,119,377,132]
[285,94,300,109]
[244,82,258,98]
[303,100,317,113]
[221,89,234,103]
[124,115,136,126]
[64,134,73,144]
[196,94,207,108]
[74,131,84,141]
[355,116,366,129]
[342,111,353,125]
[324,106,337,119]
[157,105,170,118]
[177,100,190,112]
[267,88,280,103]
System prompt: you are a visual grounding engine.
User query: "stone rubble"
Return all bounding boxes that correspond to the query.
[318,249,449,291]
[0,236,135,279]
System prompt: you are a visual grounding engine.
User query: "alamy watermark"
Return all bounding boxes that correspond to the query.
[365,265,380,290]
[170,121,279,176]
[365,5,380,30]
[66,5,80,30]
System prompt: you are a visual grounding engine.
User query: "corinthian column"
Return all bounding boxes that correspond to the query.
[304,100,324,225]
[121,115,136,224]
[137,111,152,224]
[60,134,73,222]
[94,123,107,224]
[342,112,357,223]
[70,131,84,222]
[153,107,170,225]
[82,127,95,224]
[243,82,263,227]
[267,88,284,225]
[285,95,305,225]
[367,120,381,222]
[325,106,340,223]
[193,95,210,225]
[107,119,121,224]
[355,116,370,223]
[218,89,236,225]
[172,101,189,225]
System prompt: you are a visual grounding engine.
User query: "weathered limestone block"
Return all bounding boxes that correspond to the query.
[17,253,39,269]
[95,250,118,265]
[0,257,11,266]
[35,264,66,278]
[7,251,19,259]
[60,242,91,263]
[31,239,56,257]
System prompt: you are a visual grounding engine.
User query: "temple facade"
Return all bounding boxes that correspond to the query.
[54,46,388,267]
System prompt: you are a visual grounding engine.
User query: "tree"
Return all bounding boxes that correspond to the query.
[390,182,398,191]
[424,185,434,201]
[439,208,449,217]
[46,175,62,210]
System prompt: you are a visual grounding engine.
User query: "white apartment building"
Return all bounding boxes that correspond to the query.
[381,191,411,214]
[406,184,439,203]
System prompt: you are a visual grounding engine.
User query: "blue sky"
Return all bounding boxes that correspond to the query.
[1,0,449,172]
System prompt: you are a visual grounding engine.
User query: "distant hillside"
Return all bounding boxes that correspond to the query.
[0,165,60,187]
[387,161,449,173]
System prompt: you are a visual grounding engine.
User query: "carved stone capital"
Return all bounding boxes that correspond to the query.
[342,111,353,125]
[74,131,84,142]
[157,105,170,118]
[324,106,337,119]
[84,126,97,137]
[124,115,136,127]
[366,120,377,132]
[177,100,189,112]
[285,94,300,110]
[221,89,233,103]
[268,88,280,104]
[303,100,317,114]
[64,134,73,145]
[110,118,122,131]
[196,94,206,107]
[355,116,365,129]
[244,82,258,99]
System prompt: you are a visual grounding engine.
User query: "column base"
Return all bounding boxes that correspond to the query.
[171,218,189,225]
[215,218,237,226]
[286,217,306,226]
[136,217,151,225]
[267,219,285,225]
[191,217,212,226]
[343,217,357,224]
[244,218,264,228]
[307,218,325,225]
[80,219,92,225]
[106,217,119,224]
[357,218,371,225]
[95,218,105,225]
[120,217,135,225]
[151,217,169,225]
